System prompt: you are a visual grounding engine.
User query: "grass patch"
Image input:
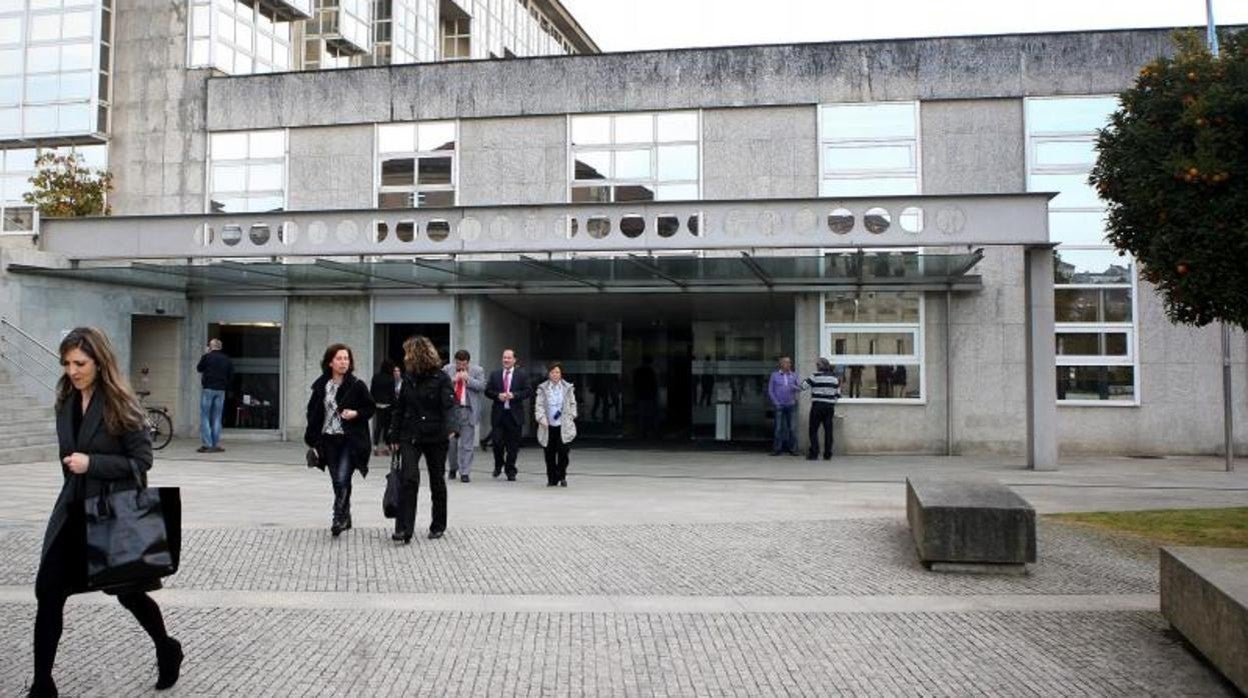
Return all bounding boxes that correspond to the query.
[1049,507,1248,548]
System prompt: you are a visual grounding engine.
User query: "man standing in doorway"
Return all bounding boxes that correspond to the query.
[444,349,485,482]
[768,356,800,456]
[197,338,233,453]
[485,348,531,480]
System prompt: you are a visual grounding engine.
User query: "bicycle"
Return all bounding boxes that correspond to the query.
[138,391,174,451]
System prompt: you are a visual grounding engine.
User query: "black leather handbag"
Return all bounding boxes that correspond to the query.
[382,451,401,519]
[84,460,181,592]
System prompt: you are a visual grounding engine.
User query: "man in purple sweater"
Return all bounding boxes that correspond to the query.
[768,356,801,456]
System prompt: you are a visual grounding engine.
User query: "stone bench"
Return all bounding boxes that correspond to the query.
[1160,546,1248,694]
[905,477,1036,573]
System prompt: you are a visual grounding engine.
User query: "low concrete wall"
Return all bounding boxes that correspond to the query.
[1160,546,1248,694]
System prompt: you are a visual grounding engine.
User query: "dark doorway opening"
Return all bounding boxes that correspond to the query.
[374,323,451,372]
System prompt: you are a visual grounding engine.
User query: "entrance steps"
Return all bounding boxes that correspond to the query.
[0,375,59,465]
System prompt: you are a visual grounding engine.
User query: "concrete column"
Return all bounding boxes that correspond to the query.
[1024,247,1058,470]
[793,293,822,454]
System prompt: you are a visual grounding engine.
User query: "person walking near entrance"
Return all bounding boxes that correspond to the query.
[389,336,455,542]
[802,357,840,460]
[28,327,183,696]
[535,361,578,487]
[443,349,485,482]
[304,343,375,538]
[370,359,400,457]
[196,338,232,453]
[485,348,531,480]
[768,356,800,456]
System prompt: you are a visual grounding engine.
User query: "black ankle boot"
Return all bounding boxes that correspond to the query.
[155,637,183,690]
[27,678,57,698]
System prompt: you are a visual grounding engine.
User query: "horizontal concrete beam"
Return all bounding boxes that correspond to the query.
[206,28,1185,131]
[38,193,1053,260]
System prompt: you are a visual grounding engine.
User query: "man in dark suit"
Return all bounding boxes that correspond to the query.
[484,348,531,481]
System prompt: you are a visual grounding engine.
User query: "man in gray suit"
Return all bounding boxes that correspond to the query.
[444,349,485,482]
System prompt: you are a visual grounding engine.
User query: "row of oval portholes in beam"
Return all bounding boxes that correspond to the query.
[197,207,926,247]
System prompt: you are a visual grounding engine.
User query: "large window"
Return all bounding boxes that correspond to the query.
[208,129,286,213]
[1,143,104,233]
[0,0,109,140]
[569,111,700,203]
[376,120,456,208]
[1026,96,1139,404]
[0,147,37,233]
[819,102,920,197]
[823,290,924,402]
[187,0,293,74]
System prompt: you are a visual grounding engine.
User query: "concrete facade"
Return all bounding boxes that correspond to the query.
[288,126,376,211]
[2,20,1246,458]
[108,0,209,215]
[458,116,568,206]
[702,107,819,200]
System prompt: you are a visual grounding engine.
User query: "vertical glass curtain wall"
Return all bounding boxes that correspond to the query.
[569,111,700,203]
[0,0,110,140]
[817,102,925,403]
[1025,96,1139,404]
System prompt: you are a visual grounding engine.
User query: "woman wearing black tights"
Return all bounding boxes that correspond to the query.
[28,327,182,697]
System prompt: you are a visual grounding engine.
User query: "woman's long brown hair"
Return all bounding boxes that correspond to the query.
[56,327,145,435]
[402,335,442,375]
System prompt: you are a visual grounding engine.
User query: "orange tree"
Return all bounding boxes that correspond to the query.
[22,151,113,218]
[1089,29,1248,330]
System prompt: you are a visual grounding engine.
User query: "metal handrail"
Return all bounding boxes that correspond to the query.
[0,317,58,359]
[0,317,61,396]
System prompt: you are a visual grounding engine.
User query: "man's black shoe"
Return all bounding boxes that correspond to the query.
[428,530,444,540]
[507,474,516,481]
[461,474,470,483]
[448,469,457,480]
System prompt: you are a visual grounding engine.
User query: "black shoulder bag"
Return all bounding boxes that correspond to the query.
[84,459,182,592]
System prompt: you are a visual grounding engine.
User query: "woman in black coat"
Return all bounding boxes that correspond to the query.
[304,343,375,537]
[387,335,455,543]
[369,359,401,456]
[29,327,182,697]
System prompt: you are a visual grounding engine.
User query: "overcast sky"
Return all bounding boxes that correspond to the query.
[560,0,1248,52]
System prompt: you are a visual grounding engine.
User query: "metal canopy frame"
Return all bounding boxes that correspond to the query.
[7,249,986,296]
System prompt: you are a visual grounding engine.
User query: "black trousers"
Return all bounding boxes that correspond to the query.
[398,440,448,535]
[543,425,570,485]
[808,402,835,458]
[491,416,522,476]
[371,407,392,447]
[33,513,168,687]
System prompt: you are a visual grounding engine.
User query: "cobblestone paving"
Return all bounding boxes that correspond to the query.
[0,604,1232,697]
[0,519,1156,596]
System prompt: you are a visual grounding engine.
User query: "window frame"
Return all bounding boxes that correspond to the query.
[566,110,702,204]
[1025,95,1141,407]
[206,128,289,214]
[817,101,921,197]
[820,290,927,405]
[373,119,459,210]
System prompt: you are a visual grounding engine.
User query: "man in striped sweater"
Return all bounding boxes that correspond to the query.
[801,358,841,460]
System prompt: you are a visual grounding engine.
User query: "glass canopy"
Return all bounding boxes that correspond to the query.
[9,251,983,294]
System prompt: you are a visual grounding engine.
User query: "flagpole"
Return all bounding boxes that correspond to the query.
[1206,0,1234,472]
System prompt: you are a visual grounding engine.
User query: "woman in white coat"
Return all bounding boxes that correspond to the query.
[535,361,577,487]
